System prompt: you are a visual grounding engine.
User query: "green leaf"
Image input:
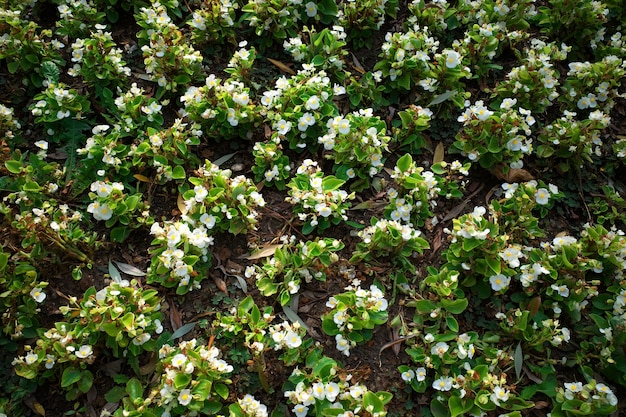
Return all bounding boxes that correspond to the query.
[127,378,144,402]
[78,370,94,393]
[396,154,412,172]
[104,386,126,403]
[5,160,22,174]
[172,165,186,179]
[322,176,345,192]
[449,395,472,417]
[61,367,82,388]
[446,316,459,332]
[214,382,229,400]
[441,298,468,314]
[428,90,455,106]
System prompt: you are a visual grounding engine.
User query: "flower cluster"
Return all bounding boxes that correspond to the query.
[55,0,106,37]
[385,153,469,226]
[286,159,355,233]
[0,252,48,339]
[537,109,611,164]
[401,331,533,415]
[338,0,396,47]
[564,56,626,110]
[351,218,429,274]
[320,109,391,184]
[86,179,151,239]
[14,279,163,400]
[249,237,344,305]
[454,98,536,169]
[251,136,292,189]
[553,378,618,416]
[148,162,264,293]
[131,119,202,183]
[136,2,204,95]
[146,339,233,415]
[493,39,569,113]
[180,73,260,140]
[284,352,392,417]
[0,104,21,144]
[29,82,91,139]
[186,0,238,49]
[241,0,337,47]
[68,25,131,88]
[322,280,389,356]
[112,83,166,134]
[283,26,348,77]
[260,66,344,151]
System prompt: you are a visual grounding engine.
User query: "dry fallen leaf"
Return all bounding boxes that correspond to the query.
[245,243,283,260]
[24,397,46,416]
[177,193,187,215]
[267,58,296,75]
[168,298,182,332]
[133,174,150,183]
[492,165,535,182]
[433,142,445,164]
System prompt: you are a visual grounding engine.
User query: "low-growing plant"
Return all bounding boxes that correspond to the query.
[453,98,535,170]
[86,179,152,241]
[0,251,47,340]
[180,73,261,141]
[260,66,344,152]
[185,0,239,50]
[400,331,534,417]
[286,159,355,233]
[283,348,392,417]
[68,25,131,90]
[13,278,163,400]
[338,0,398,49]
[320,109,392,189]
[248,237,344,306]
[284,26,348,80]
[322,280,389,356]
[0,8,65,86]
[241,0,338,48]
[136,2,204,96]
[116,338,233,416]
[251,136,292,190]
[351,218,429,274]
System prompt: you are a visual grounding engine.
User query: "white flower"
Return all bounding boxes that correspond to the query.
[432,377,453,391]
[499,247,523,268]
[285,331,302,349]
[551,284,570,297]
[305,95,320,110]
[315,203,332,218]
[431,342,449,357]
[171,353,187,368]
[30,287,46,303]
[312,382,326,400]
[293,404,309,417]
[88,202,113,221]
[325,382,340,402]
[25,352,38,365]
[416,367,427,381]
[75,345,93,359]
[444,50,461,68]
[535,188,550,205]
[178,389,192,406]
[305,2,317,17]
[35,140,49,150]
[489,274,511,292]
[298,112,315,131]
[44,354,55,369]
[490,386,510,405]
[401,369,415,382]
[335,334,351,356]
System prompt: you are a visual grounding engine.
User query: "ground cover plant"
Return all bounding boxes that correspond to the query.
[1,0,626,416]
